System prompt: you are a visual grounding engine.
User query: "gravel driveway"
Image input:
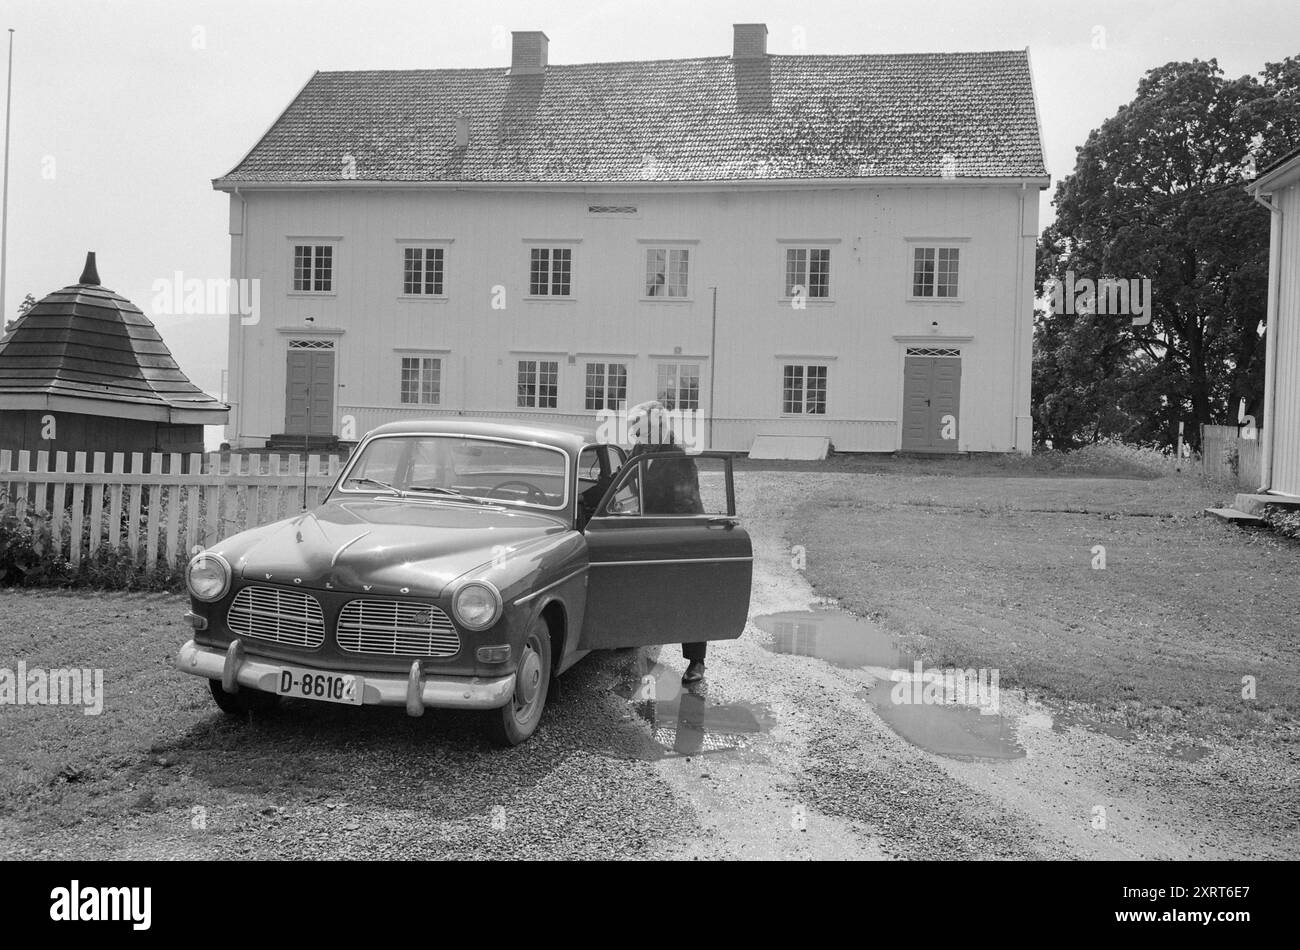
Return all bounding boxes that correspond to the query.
[2,467,1296,859]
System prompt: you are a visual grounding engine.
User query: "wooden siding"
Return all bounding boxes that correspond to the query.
[225,184,1037,453]
[1268,183,1300,495]
[0,410,205,458]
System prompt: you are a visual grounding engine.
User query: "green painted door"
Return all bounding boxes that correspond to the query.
[284,349,335,436]
[901,352,961,452]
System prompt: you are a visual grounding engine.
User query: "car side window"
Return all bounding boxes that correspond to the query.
[597,452,733,517]
[642,455,705,515]
[605,463,643,515]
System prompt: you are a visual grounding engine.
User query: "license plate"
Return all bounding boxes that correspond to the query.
[275,666,364,706]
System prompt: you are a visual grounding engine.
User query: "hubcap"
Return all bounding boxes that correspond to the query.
[515,644,542,707]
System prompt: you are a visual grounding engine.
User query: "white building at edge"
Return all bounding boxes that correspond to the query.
[214,24,1049,454]
[1247,146,1300,499]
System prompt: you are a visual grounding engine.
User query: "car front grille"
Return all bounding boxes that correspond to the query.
[227,586,326,648]
[336,600,461,658]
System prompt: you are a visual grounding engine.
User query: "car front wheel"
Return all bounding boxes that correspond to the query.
[207,678,280,717]
[483,618,551,746]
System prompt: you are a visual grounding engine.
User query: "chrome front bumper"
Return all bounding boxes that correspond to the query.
[176,639,516,714]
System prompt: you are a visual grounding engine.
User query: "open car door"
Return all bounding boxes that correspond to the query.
[577,450,752,650]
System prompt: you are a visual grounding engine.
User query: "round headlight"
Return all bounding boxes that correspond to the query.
[453,581,501,631]
[187,552,231,603]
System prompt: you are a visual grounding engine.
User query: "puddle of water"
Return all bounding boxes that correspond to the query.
[856,683,1025,761]
[755,609,905,669]
[615,658,772,759]
[755,608,1024,762]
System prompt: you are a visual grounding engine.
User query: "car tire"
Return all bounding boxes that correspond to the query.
[207,678,280,717]
[483,617,552,747]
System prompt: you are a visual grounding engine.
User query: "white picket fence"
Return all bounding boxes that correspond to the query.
[0,450,344,569]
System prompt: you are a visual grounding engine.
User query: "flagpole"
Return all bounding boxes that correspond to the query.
[0,29,14,324]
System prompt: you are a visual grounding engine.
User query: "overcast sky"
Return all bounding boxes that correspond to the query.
[1,0,1296,408]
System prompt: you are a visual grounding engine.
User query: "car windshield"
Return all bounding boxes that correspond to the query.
[338,435,570,510]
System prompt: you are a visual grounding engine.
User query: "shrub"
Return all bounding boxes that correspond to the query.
[0,503,184,591]
[1262,506,1300,542]
[1063,438,1189,477]
[0,509,71,586]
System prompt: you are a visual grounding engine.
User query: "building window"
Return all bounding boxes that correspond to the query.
[785,248,830,298]
[293,244,334,293]
[656,363,700,411]
[400,357,441,405]
[529,248,572,296]
[403,247,445,295]
[912,247,960,298]
[585,362,628,410]
[517,360,559,408]
[644,248,690,297]
[782,364,827,414]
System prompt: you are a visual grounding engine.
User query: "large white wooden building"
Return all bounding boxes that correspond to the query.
[214,24,1048,453]
[1249,147,1300,498]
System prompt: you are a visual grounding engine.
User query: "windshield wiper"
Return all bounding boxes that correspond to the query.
[349,476,404,495]
[405,485,489,505]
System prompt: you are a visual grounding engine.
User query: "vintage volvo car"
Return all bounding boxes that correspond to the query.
[176,419,752,745]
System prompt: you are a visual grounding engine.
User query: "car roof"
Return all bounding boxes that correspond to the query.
[364,418,599,453]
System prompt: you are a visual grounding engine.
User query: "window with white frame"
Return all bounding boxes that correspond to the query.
[529,248,572,296]
[584,362,628,411]
[644,248,690,297]
[293,244,334,293]
[656,363,701,411]
[912,246,960,298]
[517,360,559,408]
[402,247,445,296]
[785,247,830,298]
[782,364,828,414]
[400,357,441,405]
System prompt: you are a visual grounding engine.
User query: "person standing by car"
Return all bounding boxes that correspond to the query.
[626,400,709,684]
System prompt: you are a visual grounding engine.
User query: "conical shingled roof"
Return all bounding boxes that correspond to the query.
[0,253,228,424]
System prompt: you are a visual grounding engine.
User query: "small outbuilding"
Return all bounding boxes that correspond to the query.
[0,252,228,461]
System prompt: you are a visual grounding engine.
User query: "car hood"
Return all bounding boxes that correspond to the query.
[226,497,569,596]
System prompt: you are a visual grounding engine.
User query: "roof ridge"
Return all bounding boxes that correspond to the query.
[311,48,1029,75]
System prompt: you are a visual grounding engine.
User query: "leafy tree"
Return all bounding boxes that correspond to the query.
[1035,57,1298,450]
[3,293,37,335]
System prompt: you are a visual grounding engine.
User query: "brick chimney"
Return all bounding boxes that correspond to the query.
[510,31,549,75]
[733,23,767,59]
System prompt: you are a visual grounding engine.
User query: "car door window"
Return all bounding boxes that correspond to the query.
[596,452,734,518]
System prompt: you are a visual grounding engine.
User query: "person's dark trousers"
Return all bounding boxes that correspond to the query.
[682,642,707,662]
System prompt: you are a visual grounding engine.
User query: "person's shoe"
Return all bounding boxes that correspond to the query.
[682,661,705,684]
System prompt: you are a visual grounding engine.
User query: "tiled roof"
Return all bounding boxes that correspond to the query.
[218,51,1047,184]
[0,263,228,421]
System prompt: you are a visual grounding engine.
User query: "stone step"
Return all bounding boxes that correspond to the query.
[265,433,341,452]
[1205,507,1266,525]
[1232,492,1300,515]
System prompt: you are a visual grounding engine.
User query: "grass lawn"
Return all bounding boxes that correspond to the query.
[792,464,1300,738]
